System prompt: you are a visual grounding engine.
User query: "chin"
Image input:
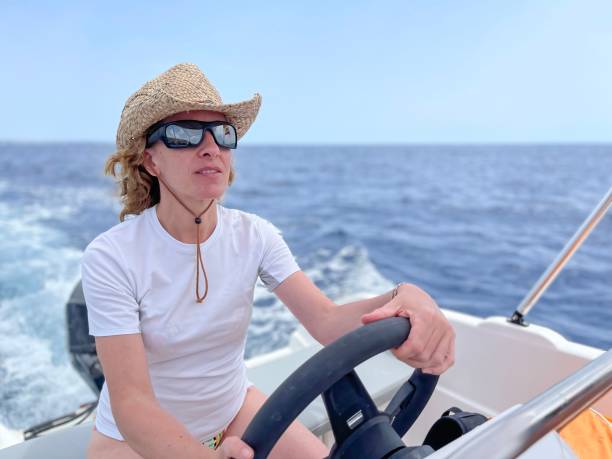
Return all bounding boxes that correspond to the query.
[193,185,227,201]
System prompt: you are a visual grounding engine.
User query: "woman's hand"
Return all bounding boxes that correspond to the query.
[360,283,455,375]
[216,435,254,459]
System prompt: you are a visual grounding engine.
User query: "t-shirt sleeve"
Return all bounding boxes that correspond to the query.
[256,217,300,291]
[81,237,141,336]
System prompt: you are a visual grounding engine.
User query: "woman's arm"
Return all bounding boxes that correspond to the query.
[96,334,252,459]
[274,272,455,375]
[272,271,391,345]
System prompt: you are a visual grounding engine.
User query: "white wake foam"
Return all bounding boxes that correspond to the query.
[0,201,93,431]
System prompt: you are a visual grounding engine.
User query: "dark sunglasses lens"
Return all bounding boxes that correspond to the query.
[210,124,237,148]
[164,124,203,147]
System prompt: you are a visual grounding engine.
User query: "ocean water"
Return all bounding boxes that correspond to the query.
[0,142,611,433]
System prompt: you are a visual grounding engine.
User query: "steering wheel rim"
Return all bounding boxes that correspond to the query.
[241,317,438,458]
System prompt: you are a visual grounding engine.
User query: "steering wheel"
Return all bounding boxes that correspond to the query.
[241,317,439,458]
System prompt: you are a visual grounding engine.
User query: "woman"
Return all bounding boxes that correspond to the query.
[82,63,455,459]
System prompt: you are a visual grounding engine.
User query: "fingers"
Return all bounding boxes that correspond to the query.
[390,312,439,367]
[391,307,455,374]
[422,327,455,375]
[361,300,401,325]
[219,435,253,459]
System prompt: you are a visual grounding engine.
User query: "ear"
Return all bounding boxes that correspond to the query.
[142,149,160,177]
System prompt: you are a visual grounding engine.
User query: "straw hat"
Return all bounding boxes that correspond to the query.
[116,63,262,149]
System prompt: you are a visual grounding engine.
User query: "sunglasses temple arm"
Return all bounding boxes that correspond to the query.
[146,126,164,148]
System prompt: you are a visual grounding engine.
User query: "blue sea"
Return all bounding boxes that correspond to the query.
[0,143,611,433]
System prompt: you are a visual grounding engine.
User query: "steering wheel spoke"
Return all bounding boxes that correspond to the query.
[322,370,379,444]
[385,369,439,437]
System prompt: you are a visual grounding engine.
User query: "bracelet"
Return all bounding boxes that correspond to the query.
[391,282,406,299]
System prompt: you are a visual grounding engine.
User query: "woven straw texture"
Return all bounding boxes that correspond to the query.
[116,63,261,149]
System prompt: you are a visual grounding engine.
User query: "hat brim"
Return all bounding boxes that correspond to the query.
[152,92,262,141]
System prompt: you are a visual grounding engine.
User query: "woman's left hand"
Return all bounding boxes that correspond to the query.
[360,283,455,375]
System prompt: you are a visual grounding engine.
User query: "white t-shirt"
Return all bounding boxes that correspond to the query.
[81,204,300,441]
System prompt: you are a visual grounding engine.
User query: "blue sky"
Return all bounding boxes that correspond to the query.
[2,1,612,144]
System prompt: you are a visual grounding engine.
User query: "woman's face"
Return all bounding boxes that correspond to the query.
[143,110,232,203]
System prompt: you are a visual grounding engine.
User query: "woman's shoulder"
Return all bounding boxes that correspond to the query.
[218,205,278,232]
[218,205,284,242]
[84,208,152,255]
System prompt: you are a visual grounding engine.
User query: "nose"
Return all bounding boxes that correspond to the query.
[196,130,221,158]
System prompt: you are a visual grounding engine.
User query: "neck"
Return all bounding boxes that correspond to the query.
[155,183,217,244]
[156,199,217,244]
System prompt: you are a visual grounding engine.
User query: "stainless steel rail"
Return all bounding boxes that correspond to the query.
[509,186,612,325]
[438,348,612,458]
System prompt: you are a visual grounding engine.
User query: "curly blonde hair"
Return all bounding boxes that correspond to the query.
[105,136,235,222]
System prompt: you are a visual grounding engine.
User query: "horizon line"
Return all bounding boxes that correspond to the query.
[1,140,612,148]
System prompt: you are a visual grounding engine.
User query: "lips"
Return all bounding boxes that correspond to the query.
[194,166,222,175]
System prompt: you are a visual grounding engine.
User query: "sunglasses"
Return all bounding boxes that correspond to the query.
[146,120,238,149]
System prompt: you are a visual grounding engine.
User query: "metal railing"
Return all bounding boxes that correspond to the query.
[434,348,612,458]
[509,186,612,325]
